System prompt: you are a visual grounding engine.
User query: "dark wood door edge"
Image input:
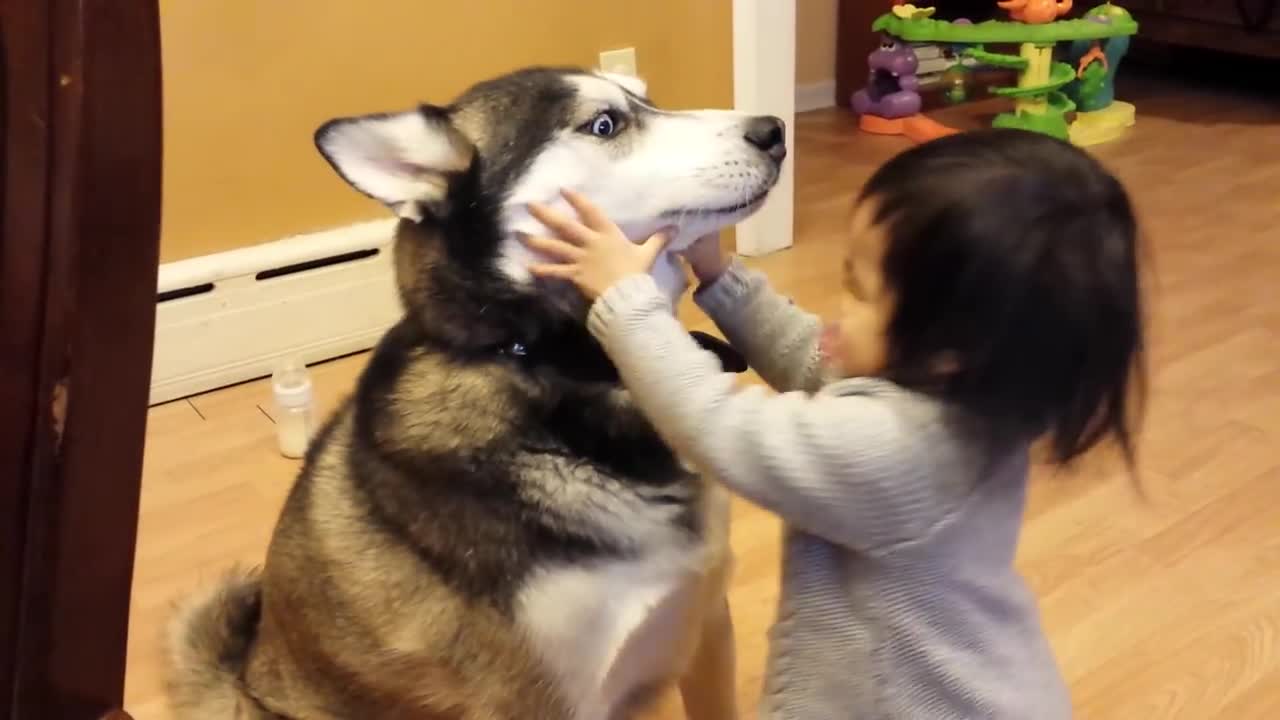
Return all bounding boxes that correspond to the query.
[4,0,163,717]
[1,0,56,713]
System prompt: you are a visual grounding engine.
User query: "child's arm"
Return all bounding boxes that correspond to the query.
[591,274,955,552]
[693,259,826,394]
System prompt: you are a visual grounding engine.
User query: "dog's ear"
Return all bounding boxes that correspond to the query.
[314,106,474,221]
[597,71,649,100]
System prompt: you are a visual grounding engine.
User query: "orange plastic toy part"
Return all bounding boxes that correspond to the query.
[859,113,960,144]
[1076,42,1109,78]
[996,0,1072,24]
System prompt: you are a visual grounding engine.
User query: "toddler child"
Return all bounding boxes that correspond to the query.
[526,128,1145,719]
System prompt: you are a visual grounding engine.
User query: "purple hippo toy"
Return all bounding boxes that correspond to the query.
[851,35,922,119]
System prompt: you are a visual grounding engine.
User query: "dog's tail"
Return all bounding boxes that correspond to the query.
[165,567,273,719]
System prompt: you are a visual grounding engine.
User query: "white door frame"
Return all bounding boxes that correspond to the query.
[732,0,796,256]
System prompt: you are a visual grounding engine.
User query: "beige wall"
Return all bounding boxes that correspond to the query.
[796,0,838,86]
[159,1,732,263]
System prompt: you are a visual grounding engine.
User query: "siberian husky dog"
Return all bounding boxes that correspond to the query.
[165,66,786,720]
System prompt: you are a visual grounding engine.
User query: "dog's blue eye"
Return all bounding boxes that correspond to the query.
[587,112,617,138]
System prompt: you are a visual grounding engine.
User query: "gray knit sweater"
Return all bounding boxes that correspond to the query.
[588,261,1072,719]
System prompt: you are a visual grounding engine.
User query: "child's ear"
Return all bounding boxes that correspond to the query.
[932,351,963,377]
[314,105,474,221]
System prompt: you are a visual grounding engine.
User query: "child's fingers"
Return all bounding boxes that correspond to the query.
[528,263,577,280]
[560,189,615,234]
[523,234,585,262]
[638,230,674,266]
[528,202,593,246]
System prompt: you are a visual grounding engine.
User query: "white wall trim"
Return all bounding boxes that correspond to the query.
[732,0,796,257]
[150,219,401,405]
[796,79,837,113]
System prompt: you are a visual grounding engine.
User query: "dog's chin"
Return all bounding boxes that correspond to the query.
[532,256,686,319]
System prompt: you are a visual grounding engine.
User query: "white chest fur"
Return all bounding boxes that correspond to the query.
[517,486,732,719]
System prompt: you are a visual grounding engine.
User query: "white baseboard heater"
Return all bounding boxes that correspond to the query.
[150,219,401,406]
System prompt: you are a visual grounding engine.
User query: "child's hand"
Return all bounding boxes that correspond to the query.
[681,233,731,285]
[525,189,672,301]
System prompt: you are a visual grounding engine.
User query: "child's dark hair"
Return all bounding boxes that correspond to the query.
[860,129,1145,467]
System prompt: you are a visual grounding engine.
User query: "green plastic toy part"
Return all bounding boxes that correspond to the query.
[992,91,1075,140]
[1076,60,1108,106]
[871,14,1137,44]
[989,60,1076,98]
[962,47,1028,69]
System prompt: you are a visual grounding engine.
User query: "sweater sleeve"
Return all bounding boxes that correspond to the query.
[590,274,948,552]
[693,260,826,393]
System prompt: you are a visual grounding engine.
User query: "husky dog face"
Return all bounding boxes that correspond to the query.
[316,67,785,304]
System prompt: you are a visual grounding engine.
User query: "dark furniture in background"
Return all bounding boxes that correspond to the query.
[2,0,162,718]
[1126,0,1279,58]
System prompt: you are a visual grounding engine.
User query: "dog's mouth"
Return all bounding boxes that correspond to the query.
[660,186,773,219]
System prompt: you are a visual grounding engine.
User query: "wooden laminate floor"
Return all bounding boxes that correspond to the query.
[125,70,1280,719]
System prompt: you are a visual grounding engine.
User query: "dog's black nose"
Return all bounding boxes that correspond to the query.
[743,115,786,160]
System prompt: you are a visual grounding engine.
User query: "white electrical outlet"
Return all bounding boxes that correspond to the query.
[598,47,637,76]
